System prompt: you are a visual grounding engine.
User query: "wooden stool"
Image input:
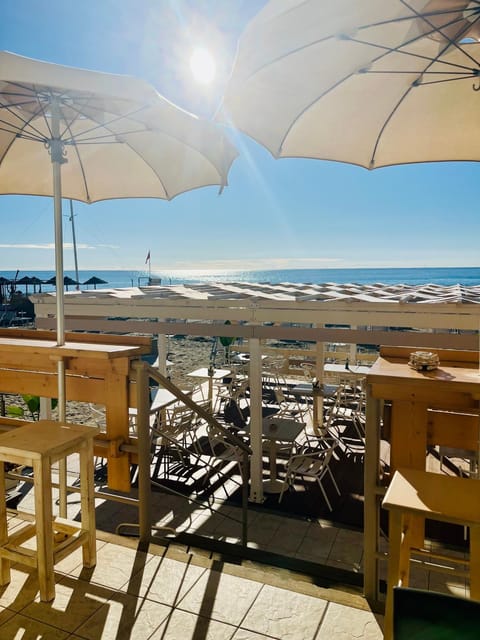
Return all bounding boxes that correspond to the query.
[0,420,100,601]
[382,468,480,640]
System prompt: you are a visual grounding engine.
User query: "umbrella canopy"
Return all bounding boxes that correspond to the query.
[0,51,238,418]
[16,276,36,285]
[220,0,480,168]
[1,51,238,202]
[83,276,108,289]
[46,275,79,286]
[16,275,38,294]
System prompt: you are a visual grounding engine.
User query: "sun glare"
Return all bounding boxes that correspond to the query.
[189,47,216,84]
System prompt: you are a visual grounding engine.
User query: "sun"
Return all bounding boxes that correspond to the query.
[189,48,216,84]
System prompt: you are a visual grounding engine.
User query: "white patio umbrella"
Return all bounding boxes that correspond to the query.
[0,51,238,419]
[219,0,480,167]
[219,0,480,505]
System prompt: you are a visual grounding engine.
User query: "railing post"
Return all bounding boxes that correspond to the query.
[134,360,152,545]
[241,450,249,546]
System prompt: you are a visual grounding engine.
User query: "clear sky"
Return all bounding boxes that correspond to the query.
[1,0,479,273]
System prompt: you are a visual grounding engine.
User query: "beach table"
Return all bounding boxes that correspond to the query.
[187,367,231,405]
[324,363,370,379]
[364,346,480,605]
[245,416,305,493]
[290,382,337,432]
[128,387,192,431]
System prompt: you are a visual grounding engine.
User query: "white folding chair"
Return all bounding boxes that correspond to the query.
[279,441,340,510]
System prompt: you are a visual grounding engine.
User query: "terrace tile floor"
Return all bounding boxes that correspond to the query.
[0,508,384,639]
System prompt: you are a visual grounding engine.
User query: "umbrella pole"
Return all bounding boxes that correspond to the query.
[51,102,68,517]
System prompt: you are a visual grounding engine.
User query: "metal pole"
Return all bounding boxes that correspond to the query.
[134,361,152,545]
[69,199,80,290]
[50,98,67,516]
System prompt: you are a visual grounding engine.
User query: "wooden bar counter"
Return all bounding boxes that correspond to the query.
[364,346,480,605]
[0,329,151,491]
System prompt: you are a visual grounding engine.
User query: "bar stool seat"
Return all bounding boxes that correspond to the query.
[0,420,99,602]
[382,467,480,640]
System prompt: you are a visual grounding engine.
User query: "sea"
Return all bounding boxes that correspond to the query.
[2,266,480,292]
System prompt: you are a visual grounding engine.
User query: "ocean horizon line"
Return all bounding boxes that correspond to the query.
[1,266,480,291]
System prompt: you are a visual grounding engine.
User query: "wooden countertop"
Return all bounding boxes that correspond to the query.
[367,346,480,396]
[0,335,151,360]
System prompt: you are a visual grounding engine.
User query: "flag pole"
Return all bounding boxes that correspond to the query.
[145,250,151,283]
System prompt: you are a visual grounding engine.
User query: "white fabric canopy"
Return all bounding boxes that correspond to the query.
[220,0,480,168]
[0,50,238,418]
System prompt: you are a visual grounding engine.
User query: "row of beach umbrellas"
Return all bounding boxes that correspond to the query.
[0,275,108,292]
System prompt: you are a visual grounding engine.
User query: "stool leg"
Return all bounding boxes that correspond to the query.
[385,511,412,640]
[34,459,55,602]
[80,439,96,568]
[470,524,480,600]
[0,461,11,586]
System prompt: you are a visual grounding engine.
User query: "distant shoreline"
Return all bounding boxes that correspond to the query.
[1,266,480,291]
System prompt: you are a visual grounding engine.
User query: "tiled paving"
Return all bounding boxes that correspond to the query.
[1,378,472,637]
[0,509,384,639]
[7,461,472,639]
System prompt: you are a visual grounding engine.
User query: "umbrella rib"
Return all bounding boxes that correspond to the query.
[349,5,480,76]
[0,124,46,143]
[400,0,480,69]
[0,97,52,144]
[350,36,480,75]
[240,4,477,82]
[277,6,479,156]
[361,5,480,30]
[56,95,173,200]
[369,3,480,167]
[56,100,152,145]
[57,98,159,202]
[411,74,475,86]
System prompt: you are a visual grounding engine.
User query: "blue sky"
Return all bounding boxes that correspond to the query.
[1,0,479,273]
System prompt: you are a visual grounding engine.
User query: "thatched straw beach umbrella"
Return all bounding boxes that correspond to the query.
[83,276,108,290]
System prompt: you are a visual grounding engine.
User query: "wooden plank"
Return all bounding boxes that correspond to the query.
[0,369,108,404]
[33,456,55,601]
[379,345,479,365]
[79,438,96,567]
[0,328,152,350]
[390,401,428,474]
[0,460,10,585]
[36,316,480,351]
[104,372,131,492]
[0,336,149,360]
[427,410,480,450]
[370,382,479,409]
